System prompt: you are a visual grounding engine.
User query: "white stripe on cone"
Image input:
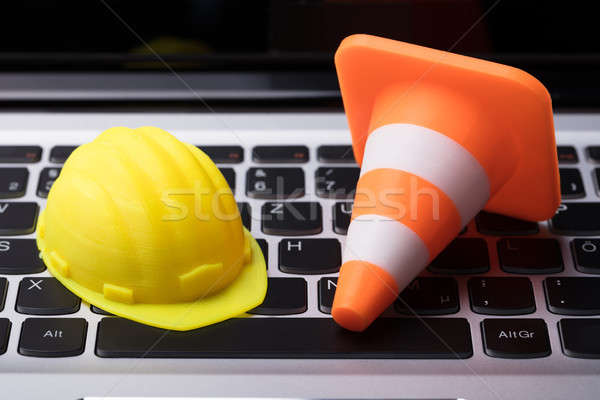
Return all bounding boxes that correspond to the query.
[343,214,430,292]
[360,123,490,227]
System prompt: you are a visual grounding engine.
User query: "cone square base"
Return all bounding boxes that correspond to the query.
[335,34,560,221]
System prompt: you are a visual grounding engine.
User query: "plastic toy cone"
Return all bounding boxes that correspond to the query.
[331,35,561,332]
[36,127,267,331]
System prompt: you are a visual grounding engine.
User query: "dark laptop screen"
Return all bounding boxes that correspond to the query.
[1,1,598,70]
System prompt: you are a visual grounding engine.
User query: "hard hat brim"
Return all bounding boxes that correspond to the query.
[39,227,268,331]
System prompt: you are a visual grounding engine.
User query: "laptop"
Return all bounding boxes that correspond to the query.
[1,1,599,399]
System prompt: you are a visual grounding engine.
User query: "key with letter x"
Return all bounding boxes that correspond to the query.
[16,277,80,315]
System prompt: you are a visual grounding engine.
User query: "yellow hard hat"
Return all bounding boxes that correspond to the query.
[36,126,267,331]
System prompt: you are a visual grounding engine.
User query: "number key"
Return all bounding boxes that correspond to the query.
[246,168,305,199]
[37,167,61,198]
[0,168,28,199]
[315,167,360,199]
[559,168,585,199]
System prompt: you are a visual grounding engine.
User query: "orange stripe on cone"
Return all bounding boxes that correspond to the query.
[331,260,399,332]
[352,168,462,257]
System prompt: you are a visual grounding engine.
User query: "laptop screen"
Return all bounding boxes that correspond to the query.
[1,1,598,105]
[1,1,597,70]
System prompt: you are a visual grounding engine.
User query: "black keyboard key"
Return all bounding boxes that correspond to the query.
[571,239,600,274]
[333,202,352,234]
[249,277,307,315]
[49,146,78,163]
[428,238,489,274]
[237,202,251,231]
[0,168,28,199]
[0,278,6,311]
[315,167,360,199]
[475,211,539,236]
[550,202,600,235]
[96,317,472,359]
[318,277,337,314]
[90,305,112,316]
[18,318,87,357]
[482,318,550,359]
[279,239,341,274]
[557,146,578,164]
[544,277,600,315]
[469,277,535,315]
[498,238,563,274]
[559,168,585,199]
[0,239,46,274]
[198,145,243,163]
[0,202,38,235]
[0,146,41,163]
[0,318,10,355]
[246,168,305,199]
[36,167,61,198]
[256,239,268,266]
[559,319,600,359]
[16,277,80,315]
[317,145,356,163]
[261,202,322,236]
[395,278,459,315]
[252,145,308,163]
[588,146,600,163]
[219,168,235,191]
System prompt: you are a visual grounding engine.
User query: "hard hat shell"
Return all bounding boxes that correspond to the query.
[36,126,267,331]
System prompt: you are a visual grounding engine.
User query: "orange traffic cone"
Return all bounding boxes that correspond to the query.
[331,35,561,332]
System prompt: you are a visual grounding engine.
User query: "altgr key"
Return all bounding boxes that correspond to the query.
[482,318,551,359]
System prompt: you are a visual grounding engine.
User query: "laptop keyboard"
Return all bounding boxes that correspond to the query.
[1,136,600,363]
